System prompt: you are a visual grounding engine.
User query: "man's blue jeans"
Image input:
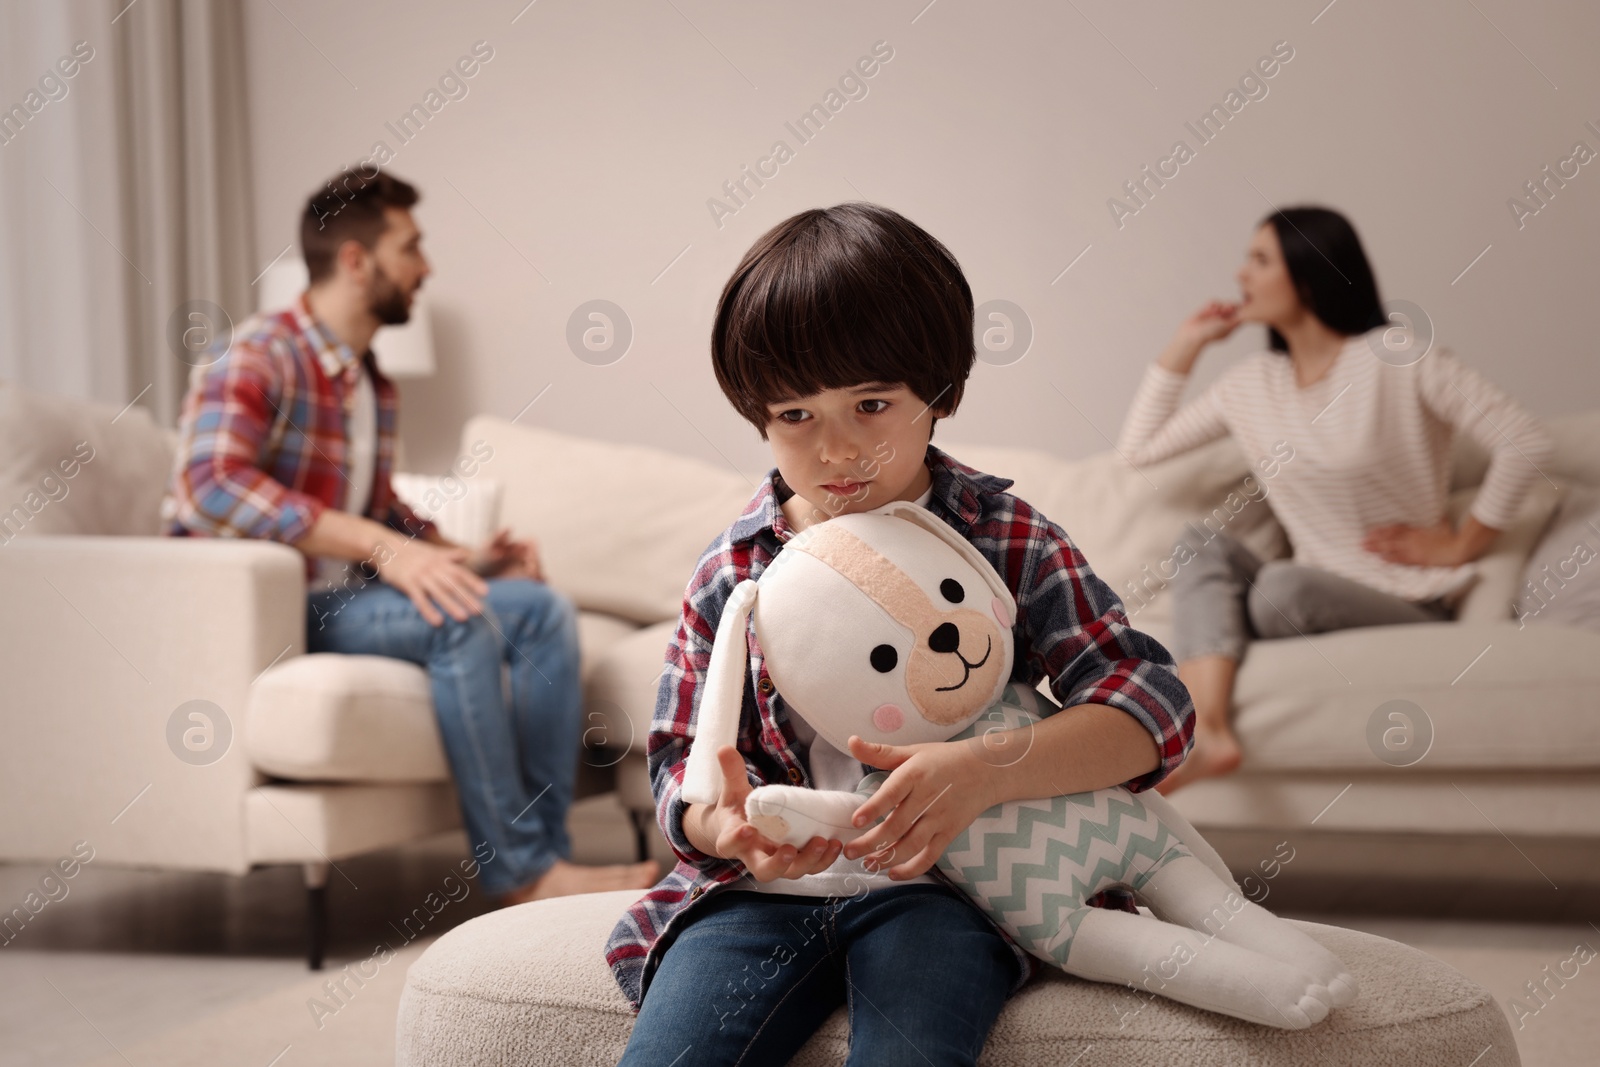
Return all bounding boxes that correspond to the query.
[618,884,1022,1066]
[306,577,582,896]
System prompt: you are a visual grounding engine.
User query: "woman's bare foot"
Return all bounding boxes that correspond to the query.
[496,858,660,907]
[1156,726,1243,795]
[1161,653,1244,795]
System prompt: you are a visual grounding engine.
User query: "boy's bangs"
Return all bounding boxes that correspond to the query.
[727,265,922,409]
[712,203,975,436]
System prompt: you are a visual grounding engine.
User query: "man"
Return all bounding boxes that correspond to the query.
[165,167,657,902]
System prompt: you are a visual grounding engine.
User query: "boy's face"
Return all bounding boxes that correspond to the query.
[765,381,948,525]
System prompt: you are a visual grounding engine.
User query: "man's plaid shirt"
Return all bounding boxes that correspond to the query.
[163,292,433,574]
[605,444,1195,1012]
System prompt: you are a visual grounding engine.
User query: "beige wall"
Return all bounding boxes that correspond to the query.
[241,0,1600,476]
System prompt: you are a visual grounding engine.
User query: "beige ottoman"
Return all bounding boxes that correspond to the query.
[396,889,1518,1066]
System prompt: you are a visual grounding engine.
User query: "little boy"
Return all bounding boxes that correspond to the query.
[607,203,1194,1065]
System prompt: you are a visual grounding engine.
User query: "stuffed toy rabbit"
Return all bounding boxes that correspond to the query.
[681,500,1357,1029]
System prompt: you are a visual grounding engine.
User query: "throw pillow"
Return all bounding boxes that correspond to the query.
[1515,485,1600,631]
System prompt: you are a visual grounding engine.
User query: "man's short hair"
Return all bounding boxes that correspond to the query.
[711,202,974,440]
[300,167,420,284]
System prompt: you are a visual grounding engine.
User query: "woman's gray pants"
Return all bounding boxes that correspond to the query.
[1168,529,1452,662]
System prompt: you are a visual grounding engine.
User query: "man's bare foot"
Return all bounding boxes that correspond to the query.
[1156,727,1243,795]
[496,858,660,907]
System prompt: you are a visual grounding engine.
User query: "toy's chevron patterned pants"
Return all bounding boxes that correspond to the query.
[935,685,1192,965]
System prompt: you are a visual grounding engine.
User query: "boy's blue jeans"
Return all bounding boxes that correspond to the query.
[618,884,1022,1067]
[306,577,581,896]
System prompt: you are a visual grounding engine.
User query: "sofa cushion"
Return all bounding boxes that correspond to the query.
[1450,479,1564,623]
[1516,485,1600,632]
[248,653,448,783]
[581,620,677,759]
[949,436,1287,649]
[1233,619,1600,771]
[1170,769,1600,838]
[395,890,1515,1067]
[575,611,645,678]
[460,417,753,625]
[391,471,504,549]
[245,781,462,864]
[0,378,175,538]
[248,610,640,782]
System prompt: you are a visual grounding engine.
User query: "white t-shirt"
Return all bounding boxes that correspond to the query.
[313,363,377,588]
[743,482,940,897]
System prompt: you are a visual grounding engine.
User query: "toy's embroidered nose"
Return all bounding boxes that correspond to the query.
[872,703,904,732]
[928,622,960,653]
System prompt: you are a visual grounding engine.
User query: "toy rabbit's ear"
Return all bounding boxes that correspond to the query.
[681,579,758,806]
[878,501,1016,618]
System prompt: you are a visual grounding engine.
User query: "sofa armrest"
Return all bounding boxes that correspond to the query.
[0,536,305,873]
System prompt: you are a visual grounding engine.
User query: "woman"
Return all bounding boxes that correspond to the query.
[1117,206,1552,794]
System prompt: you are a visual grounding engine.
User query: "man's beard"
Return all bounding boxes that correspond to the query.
[367,263,413,326]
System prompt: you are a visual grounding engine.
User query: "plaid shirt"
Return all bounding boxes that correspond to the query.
[605,444,1195,1012]
[163,292,433,574]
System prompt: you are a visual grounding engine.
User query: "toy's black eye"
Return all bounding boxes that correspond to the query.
[940,579,965,604]
[870,644,898,673]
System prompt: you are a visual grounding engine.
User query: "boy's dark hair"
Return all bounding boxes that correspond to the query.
[300,167,420,284]
[712,203,974,440]
[1259,206,1385,353]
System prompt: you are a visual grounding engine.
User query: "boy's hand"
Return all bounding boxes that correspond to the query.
[841,736,1000,880]
[704,746,844,881]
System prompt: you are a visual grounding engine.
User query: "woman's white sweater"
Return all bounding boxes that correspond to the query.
[1116,328,1553,603]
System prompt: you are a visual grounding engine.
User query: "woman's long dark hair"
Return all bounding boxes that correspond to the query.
[1260,207,1385,352]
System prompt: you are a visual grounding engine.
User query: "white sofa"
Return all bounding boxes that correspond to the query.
[468,405,1600,889]
[4,377,1598,963]
[0,383,648,965]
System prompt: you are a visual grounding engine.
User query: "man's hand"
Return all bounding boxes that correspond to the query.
[375,537,490,626]
[468,528,543,581]
[696,746,843,880]
[840,735,1000,880]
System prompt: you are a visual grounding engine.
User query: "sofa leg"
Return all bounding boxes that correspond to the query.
[627,808,652,864]
[304,861,329,971]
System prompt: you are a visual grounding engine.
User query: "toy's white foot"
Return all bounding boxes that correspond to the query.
[1138,856,1359,1011]
[1065,909,1334,1030]
[1223,905,1358,1010]
[1326,971,1360,1008]
[1277,991,1331,1029]
[745,785,866,848]
[745,810,792,843]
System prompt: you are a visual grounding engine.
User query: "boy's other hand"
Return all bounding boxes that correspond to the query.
[707,745,843,881]
[376,538,490,626]
[841,735,999,881]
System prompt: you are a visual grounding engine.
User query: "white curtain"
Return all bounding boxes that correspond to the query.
[0,0,255,426]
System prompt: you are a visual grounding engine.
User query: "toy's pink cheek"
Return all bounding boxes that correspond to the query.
[992,596,1013,627]
[872,704,904,733]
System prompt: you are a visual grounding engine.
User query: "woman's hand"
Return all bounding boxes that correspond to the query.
[840,736,1000,881]
[1363,516,1500,567]
[695,746,843,881]
[1160,300,1242,374]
